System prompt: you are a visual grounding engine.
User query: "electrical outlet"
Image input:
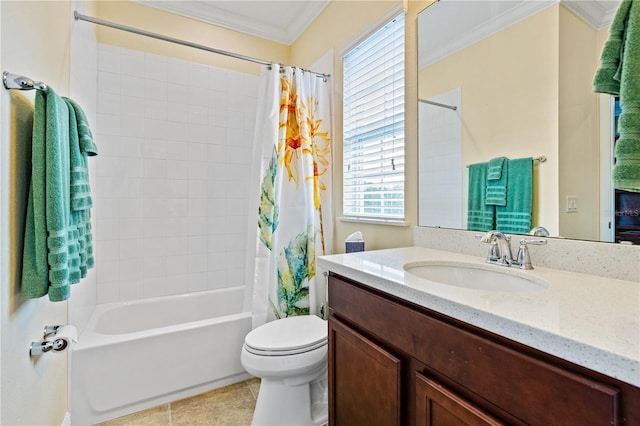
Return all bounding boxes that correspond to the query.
[567,196,578,213]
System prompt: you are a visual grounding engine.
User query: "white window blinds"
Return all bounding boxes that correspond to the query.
[343,13,405,220]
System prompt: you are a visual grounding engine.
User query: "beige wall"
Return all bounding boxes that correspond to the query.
[0,2,72,425]
[96,1,290,75]
[292,0,432,253]
[419,6,561,235]
[558,5,599,240]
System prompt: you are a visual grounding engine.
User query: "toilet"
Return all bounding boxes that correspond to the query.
[241,315,328,426]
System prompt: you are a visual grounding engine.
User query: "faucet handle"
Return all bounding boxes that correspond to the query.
[486,239,500,262]
[516,238,547,269]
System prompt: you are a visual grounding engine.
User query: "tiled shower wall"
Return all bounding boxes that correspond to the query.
[93,43,258,304]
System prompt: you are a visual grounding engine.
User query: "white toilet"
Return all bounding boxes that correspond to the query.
[241,315,328,426]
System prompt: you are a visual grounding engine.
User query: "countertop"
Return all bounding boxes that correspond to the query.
[317,246,640,387]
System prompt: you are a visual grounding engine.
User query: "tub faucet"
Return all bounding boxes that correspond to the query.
[479,230,513,266]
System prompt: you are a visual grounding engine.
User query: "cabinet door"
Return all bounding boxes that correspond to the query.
[329,317,401,426]
[416,373,505,426]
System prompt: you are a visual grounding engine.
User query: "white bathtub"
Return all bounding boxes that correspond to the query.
[70,287,252,425]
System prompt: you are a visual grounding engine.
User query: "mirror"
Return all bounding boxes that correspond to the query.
[417,0,627,242]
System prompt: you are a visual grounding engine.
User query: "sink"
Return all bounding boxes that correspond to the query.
[403,261,548,292]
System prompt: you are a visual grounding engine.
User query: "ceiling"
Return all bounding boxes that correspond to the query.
[418,0,622,68]
[137,0,330,45]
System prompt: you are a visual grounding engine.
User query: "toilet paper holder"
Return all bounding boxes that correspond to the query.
[30,325,76,357]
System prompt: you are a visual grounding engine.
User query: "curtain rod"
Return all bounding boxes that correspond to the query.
[73,11,330,79]
[419,98,458,111]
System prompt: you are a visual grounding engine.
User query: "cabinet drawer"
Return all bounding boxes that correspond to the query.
[329,275,620,426]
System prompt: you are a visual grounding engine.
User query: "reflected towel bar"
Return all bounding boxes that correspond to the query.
[2,71,47,91]
[466,156,547,168]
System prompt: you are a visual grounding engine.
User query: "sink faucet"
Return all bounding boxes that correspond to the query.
[479,230,547,269]
[479,230,513,266]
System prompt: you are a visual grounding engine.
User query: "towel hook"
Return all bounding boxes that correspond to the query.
[3,71,47,91]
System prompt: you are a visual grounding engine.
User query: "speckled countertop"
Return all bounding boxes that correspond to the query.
[318,246,640,387]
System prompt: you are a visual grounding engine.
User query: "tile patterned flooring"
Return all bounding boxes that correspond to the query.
[97,378,260,426]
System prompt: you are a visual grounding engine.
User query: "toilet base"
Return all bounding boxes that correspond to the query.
[252,373,328,426]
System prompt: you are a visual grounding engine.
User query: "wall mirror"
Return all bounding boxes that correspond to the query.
[417,0,630,243]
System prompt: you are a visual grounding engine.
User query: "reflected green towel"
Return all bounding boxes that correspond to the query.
[496,158,532,234]
[22,87,72,301]
[594,0,640,191]
[485,157,507,206]
[467,163,494,231]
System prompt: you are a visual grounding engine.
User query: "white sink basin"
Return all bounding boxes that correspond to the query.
[403,261,548,292]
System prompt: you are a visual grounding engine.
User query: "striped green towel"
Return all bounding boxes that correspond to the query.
[496,158,533,234]
[467,163,495,231]
[485,157,507,206]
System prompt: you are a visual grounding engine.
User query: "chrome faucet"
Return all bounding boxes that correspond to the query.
[479,230,513,266]
[529,226,550,237]
[479,230,547,269]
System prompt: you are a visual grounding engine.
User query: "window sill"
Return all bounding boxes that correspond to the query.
[338,216,411,227]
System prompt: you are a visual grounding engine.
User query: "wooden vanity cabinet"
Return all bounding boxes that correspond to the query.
[327,273,640,426]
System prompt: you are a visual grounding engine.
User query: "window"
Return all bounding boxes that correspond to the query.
[343,14,405,221]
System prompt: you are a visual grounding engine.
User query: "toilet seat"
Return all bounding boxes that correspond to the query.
[244,315,327,356]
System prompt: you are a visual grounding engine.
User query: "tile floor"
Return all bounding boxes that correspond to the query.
[97,378,260,426]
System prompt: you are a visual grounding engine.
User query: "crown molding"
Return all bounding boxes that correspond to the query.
[136,0,329,45]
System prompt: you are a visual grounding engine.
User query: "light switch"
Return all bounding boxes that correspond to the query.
[567,196,578,213]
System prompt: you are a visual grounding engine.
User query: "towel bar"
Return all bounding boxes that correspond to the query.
[466,156,546,168]
[2,71,46,91]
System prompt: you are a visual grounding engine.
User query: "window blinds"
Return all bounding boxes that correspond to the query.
[343,14,405,220]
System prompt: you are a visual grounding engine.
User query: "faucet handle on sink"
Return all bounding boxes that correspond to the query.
[516,238,547,270]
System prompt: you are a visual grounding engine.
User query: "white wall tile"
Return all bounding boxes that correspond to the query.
[121,75,145,98]
[98,44,121,72]
[94,43,258,303]
[167,160,188,179]
[118,279,144,301]
[143,277,167,298]
[144,52,168,82]
[143,158,167,178]
[97,92,120,115]
[167,255,188,276]
[208,67,228,91]
[187,272,208,292]
[188,63,210,89]
[167,58,189,82]
[166,274,188,295]
[98,71,121,94]
[121,48,145,76]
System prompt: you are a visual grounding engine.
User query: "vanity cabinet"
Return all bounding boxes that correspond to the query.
[328,273,640,426]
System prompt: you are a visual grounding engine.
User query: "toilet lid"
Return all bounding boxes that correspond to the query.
[244,315,327,355]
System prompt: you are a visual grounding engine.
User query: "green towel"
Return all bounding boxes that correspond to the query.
[467,162,495,231]
[64,97,98,211]
[64,98,96,281]
[594,0,640,191]
[496,158,533,234]
[485,156,507,206]
[22,87,72,301]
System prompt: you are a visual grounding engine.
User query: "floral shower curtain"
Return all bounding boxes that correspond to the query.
[249,65,332,327]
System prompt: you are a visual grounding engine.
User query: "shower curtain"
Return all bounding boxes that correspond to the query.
[250,65,332,327]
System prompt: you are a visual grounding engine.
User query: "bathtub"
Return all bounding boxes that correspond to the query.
[70,287,252,425]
